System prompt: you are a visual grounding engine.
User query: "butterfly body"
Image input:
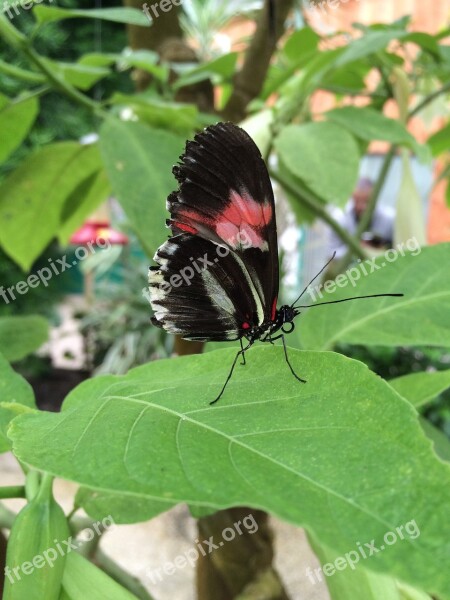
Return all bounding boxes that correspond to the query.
[241,304,299,345]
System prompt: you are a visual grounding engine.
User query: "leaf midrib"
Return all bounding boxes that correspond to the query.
[60,393,399,532]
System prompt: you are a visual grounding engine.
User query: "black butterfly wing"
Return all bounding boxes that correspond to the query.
[149,122,279,340]
[150,234,267,341]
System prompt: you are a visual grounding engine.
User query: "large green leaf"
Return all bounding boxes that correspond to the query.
[0,353,35,453]
[33,5,150,26]
[62,551,138,600]
[308,532,432,600]
[427,122,450,157]
[0,143,101,270]
[99,118,185,256]
[402,33,442,59]
[299,243,450,350]
[335,30,409,66]
[58,170,111,245]
[325,107,415,147]
[109,94,198,136]
[283,27,320,63]
[389,370,450,409]
[419,419,450,463]
[275,122,360,206]
[0,316,48,363]
[42,60,110,91]
[263,29,321,99]
[0,94,38,163]
[173,52,238,89]
[8,348,450,598]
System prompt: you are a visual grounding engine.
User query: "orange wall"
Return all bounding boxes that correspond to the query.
[306,0,449,34]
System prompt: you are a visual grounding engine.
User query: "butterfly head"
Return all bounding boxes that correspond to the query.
[271,304,300,335]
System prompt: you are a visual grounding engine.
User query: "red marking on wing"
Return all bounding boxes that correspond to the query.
[271,297,277,321]
[216,190,272,250]
[174,221,198,234]
[222,190,272,228]
[242,322,250,330]
[174,190,272,250]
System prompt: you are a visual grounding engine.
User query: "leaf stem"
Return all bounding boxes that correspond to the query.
[0,486,26,500]
[95,548,157,600]
[0,14,106,117]
[0,58,45,83]
[270,168,367,261]
[21,45,102,114]
[409,81,450,119]
[331,146,396,276]
[25,469,41,502]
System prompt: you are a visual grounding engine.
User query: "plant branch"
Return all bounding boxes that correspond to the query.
[12,85,52,104]
[95,548,156,600]
[270,169,367,261]
[0,486,26,500]
[356,147,396,238]
[409,81,450,119]
[0,58,45,83]
[330,146,396,276]
[21,45,102,114]
[0,15,104,116]
[222,0,294,122]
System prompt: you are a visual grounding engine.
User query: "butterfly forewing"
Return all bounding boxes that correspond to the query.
[149,122,279,341]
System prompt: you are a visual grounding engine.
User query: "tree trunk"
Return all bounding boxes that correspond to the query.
[197,508,290,600]
[222,0,295,123]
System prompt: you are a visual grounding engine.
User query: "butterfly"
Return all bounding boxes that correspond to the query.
[149,122,403,403]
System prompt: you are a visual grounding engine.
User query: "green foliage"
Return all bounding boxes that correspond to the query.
[308,532,433,600]
[99,118,184,255]
[7,347,450,598]
[0,353,35,453]
[81,247,168,375]
[0,316,48,362]
[1,8,450,600]
[0,93,38,164]
[390,370,450,409]
[3,474,70,600]
[275,122,361,206]
[0,142,102,269]
[62,551,138,600]
[299,244,450,350]
[325,107,420,154]
[33,5,150,27]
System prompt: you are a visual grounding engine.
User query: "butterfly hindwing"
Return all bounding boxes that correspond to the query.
[149,234,264,341]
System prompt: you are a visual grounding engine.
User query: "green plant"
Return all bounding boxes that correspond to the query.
[0,4,450,599]
[80,246,169,374]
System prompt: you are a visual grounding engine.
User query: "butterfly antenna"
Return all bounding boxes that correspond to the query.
[295,293,404,309]
[291,252,337,309]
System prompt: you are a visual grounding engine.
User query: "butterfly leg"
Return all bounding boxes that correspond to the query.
[280,335,306,384]
[240,338,246,365]
[210,341,252,405]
